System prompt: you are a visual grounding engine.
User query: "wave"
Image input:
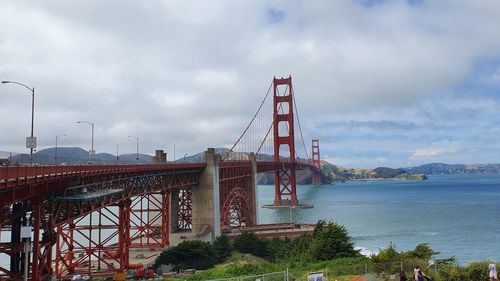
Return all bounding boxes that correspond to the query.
[355,246,378,257]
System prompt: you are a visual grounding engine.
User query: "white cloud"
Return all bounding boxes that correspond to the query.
[1,0,500,167]
[412,142,461,158]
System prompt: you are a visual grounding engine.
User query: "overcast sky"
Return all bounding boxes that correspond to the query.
[1,0,500,168]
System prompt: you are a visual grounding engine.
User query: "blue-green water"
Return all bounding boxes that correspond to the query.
[257,174,500,264]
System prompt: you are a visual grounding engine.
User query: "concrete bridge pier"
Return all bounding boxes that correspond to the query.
[250,152,258,225]
[191,148,220,242]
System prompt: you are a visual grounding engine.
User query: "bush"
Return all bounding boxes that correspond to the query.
[213,235,232,262]
[233,231,272,260]
[466,261,489,281]
[404,243,438,260]
[309,221,360,261]
[153,240,216,270]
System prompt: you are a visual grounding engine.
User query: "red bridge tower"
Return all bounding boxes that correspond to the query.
[312,138,322,185]
[273,76,298,206]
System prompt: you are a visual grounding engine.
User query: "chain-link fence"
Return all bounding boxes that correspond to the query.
[324,261,403,281]
[206,262,406,281]
[207,270,290,281]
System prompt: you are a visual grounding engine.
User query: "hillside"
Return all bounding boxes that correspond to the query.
[406,163,500,174]
[7,147,153,164]
[2,147,426,183]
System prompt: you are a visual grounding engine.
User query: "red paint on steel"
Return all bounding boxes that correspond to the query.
[273,76,298,205]
[312,138,322,185]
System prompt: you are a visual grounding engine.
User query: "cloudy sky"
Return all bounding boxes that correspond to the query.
[1,0,500,168]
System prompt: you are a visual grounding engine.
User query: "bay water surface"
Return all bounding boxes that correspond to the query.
[257,174,500,264]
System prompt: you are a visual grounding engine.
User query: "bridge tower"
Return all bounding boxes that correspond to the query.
[312,138,322,185]
[273,76,298,206]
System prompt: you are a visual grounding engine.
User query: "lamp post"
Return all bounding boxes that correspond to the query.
[289,206,296,225]
[116,143,120,161]
[128,135,139,161]
[77,121,95,158]
[167,142,175,161]
[1,81,35,165]
[55,134,66,161]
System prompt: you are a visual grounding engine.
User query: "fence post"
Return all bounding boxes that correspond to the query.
[400,261,403,271]
[365,263,368,275]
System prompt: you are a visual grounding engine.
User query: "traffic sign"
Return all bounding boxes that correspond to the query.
[89,150,96,159]
[26,137,37,149]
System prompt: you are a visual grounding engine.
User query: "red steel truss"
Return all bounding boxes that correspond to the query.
[0,166,201,280]
[129,192,170,249]
[273,76,298,206]
[311,138,322,185]
[219,163,255,230]
[177,188,192,231]
[0,77,324,279]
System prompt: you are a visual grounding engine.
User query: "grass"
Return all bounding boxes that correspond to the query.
[160,253,369,281]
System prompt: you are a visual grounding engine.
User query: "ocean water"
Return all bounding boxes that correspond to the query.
[257,174,500,264]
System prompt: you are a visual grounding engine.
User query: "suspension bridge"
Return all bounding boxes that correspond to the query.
[0,76,323,280]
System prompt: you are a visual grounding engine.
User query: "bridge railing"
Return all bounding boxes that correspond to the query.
[0,163,206,189]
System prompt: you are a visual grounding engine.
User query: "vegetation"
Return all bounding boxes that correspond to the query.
[153,240,217,270]
[154,224,495,281]
[319,162,427,183]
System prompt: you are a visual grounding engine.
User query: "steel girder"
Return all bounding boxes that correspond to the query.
[219,164,255,231]
[272,76,298,205]
[0,169,200,280]
[0,164,206,207]
[177,188,192,231]
[129,192,170,249]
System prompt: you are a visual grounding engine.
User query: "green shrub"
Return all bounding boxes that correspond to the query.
[309,221,360,260]
[213,235,231,262]
[153,240,216,270]
[466,261,489,281]
[233,231,272,260]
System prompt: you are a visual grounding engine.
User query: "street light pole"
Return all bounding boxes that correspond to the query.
[116,143,120,161]
[55,134,66,161]
[128,136,139,161]
[2,81,35,165]
[289,206,296,225]
[77,121,95,158]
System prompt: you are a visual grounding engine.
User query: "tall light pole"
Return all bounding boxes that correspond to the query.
[289,206,296,225]
[77,121,95,158]
[55,134,66,161]
[116,143,120,161]
[1,81,35,165]
[128,135,139,161]
[167,142,175,161]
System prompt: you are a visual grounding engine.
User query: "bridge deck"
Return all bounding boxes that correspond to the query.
[0,163,207,189]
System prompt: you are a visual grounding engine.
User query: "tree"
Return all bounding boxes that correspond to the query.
[405,243,439,260]
[309,221,360,261]
[233,231,272,260]
[213,235,232,262]
[153,240,216,270]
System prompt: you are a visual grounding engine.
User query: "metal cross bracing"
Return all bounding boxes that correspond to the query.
[0,163,206,205]
[220,76,317,208]
[0,76,322,279]
[311,138,322,185]
[272,76,298,206]
[54,191,170,279]
[177,188,192,231]
[219,162,256,231]
[0,164,203,280]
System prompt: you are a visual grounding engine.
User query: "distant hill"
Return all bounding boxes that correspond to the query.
[8,147,153,164]
[406,163,500,175]
[9,147,478,181]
